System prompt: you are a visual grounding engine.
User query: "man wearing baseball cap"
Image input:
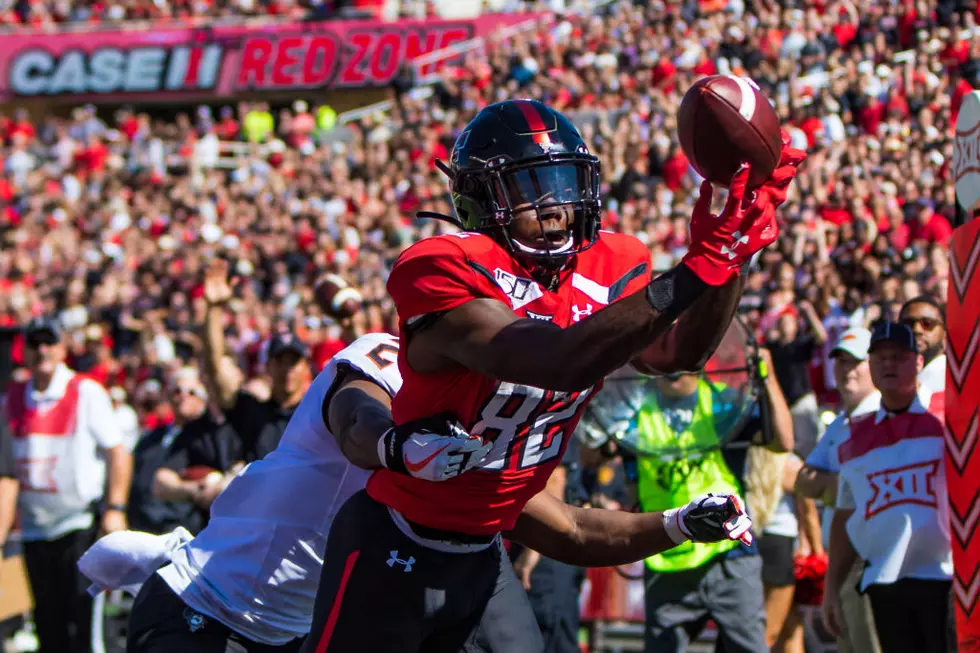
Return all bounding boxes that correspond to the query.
[3,317,132,653]
[201,259,313,464]
[822,322,954,653]
[796,327,881,653]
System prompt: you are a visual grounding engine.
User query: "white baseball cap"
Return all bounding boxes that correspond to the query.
[830,327,872,361]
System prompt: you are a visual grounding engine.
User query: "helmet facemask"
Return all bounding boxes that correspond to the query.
[452,153,602,273]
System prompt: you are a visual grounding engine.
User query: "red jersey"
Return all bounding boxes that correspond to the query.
[367,231,651,535]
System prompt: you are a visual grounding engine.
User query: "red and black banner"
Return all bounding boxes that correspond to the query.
[0,13,540,102]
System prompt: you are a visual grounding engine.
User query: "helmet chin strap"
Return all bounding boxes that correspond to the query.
[511,238,575,257]
[510,238,575,290]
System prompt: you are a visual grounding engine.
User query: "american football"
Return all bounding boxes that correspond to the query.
[313,273,363,320]
[181,465,222,485]
[677,74,782,189]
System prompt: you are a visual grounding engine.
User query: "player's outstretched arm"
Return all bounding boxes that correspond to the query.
[407,265,709,392]
[630,274,745,375]
[327,371,491,481]
[506,490,752,568]
[634,144,806,374]
[405,146,805,390]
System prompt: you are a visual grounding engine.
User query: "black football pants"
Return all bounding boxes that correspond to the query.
[865,578,956,653]
[126,573,304,653]
[299,490,543,653]
[23,525,98,653]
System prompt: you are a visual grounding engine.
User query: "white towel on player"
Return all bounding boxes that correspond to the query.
[77,527,193,597]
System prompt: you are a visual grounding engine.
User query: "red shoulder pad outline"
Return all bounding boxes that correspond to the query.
[387,234,499,322]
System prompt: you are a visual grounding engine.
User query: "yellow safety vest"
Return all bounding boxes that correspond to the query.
[636,380,742,572]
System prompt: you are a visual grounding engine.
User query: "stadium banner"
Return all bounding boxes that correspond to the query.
[948,89,980,651]
[0,12,539,103]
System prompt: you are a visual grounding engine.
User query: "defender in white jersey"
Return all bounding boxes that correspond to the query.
[124,333,442,651]
[120,334,752,653]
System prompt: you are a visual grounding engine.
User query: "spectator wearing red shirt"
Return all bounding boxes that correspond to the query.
[885,211,911,252]
[217,106,240,140]
[7,109,36,143]
[908,200,953,245]
[661,145,689,191]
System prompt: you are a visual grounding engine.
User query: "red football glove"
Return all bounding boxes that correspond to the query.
[682,140,807,286]
[761,134,808,208]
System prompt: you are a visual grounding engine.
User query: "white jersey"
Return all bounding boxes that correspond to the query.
[806,391,881,475]
[4,364,122,540]
[804,391,880,548]
[836,390,952,590]
[158,333,402,645]
[918,354,946,396]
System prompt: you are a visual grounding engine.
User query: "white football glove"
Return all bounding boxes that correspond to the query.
[662,493,754,546]
[378,415,492,482]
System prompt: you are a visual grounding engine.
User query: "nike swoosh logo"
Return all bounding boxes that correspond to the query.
[405,443,452,473]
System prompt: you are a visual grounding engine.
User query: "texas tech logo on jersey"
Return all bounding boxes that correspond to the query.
[865,460,940,519]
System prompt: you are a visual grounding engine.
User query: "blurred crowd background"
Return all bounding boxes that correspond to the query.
[2,0,976,416]
[0,0,977,648]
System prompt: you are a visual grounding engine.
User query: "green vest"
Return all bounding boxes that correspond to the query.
[636,380,742,572]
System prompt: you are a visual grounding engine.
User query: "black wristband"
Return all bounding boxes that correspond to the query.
[645,265,707,317]
[380,428,408,475]
[106,504,127,513]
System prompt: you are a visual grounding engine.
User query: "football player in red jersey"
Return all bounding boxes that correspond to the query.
[301,99,806,653]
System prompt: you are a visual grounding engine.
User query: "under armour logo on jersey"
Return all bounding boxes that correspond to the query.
[720,231,750,260]
[865,460,940,519]
[387,550,415,572]
[183,608,208,633]
[572,304,593,323]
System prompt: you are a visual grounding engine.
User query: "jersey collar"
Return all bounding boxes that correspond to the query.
[874,388,931,424]
[29,363,74,402]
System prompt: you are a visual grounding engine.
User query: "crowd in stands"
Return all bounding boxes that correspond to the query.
[0,0,976,649]
[2,0,976,422]
[0,0,410,27]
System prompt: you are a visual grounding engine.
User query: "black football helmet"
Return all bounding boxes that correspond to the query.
[425,100,602,270]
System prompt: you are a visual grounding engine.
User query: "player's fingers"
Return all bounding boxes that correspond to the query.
[725,514,753,544]
[769,159,802,185]
[461,441,493,470]
[724,164,751,216]
[780,128,791,148]
[777,146,808,169]
[692,180,714,218]
[453,435,490,454]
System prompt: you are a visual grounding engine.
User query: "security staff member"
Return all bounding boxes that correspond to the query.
[634,353,794,653]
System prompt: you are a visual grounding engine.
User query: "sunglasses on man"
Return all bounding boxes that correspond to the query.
[173,385,208,401]
[900,316,942,331]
